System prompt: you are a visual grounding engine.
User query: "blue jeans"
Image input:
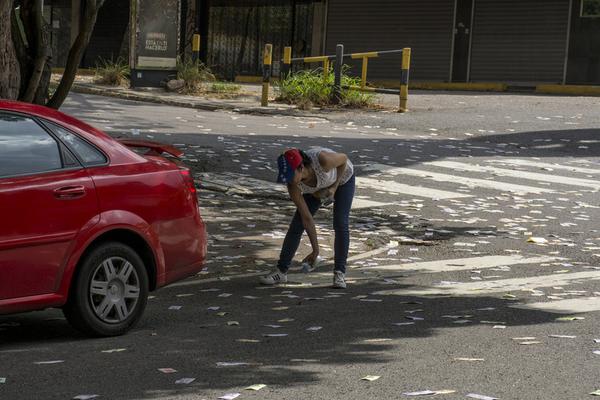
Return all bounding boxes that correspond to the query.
[277,175,355,274]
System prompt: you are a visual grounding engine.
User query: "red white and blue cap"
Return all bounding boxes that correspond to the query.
[277,149,303,184]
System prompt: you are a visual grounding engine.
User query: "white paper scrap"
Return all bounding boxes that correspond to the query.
[402,390,436,396]
[218,393,240,400]
[361,375,381,381]
[175,378,196,384]
[466,394,498,400]
[245,384,267,391]
[216,362,249,367]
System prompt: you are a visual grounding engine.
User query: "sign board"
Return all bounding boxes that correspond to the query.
[130,0,180,87]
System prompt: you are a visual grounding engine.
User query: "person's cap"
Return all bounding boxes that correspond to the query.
[277,149,303,184]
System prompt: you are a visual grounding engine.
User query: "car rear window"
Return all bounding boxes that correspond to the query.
[0,113,62,178]
[45,121,107,166]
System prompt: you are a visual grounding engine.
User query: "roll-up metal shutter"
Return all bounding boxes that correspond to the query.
[470,0,570,83]
[325,0,454,81]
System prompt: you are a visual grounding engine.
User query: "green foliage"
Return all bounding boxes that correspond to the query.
[176,58,216,93]
[209,81,241,94]
[94,57,129,86]
[276,65,375,109]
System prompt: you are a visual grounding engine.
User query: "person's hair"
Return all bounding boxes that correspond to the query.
[298,149,311,168]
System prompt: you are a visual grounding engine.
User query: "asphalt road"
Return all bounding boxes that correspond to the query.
[2,92,600,400]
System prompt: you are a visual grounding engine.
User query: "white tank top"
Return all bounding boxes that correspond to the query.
[298,147,354,194]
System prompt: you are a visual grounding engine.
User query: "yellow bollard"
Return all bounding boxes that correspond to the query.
[361,56,369,88]
[399,47,411,113]
[282,46,292,77]
[323,58,330,81]
[192,34,201,63]
[261,43,273,107]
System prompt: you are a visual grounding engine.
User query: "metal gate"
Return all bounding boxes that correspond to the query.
[207,0,316,80]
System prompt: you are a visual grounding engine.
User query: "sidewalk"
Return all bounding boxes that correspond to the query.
[59,74,323,117]
[57,74,411,117]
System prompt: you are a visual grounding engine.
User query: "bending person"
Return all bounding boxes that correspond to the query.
[260,147,355,289]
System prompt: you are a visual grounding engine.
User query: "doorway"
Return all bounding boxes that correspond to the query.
[451,0,474,82]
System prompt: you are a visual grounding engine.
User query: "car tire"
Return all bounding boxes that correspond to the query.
[63,242,149,337]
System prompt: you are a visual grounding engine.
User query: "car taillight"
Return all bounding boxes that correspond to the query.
[179,168,198,198]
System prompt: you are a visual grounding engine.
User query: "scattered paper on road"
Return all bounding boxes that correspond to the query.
[245,384,266,391]
[466,394,498,400]
[219,393,240,400]
[175,378,196,384]
[361,375,381,381]
[34,360,64,365]
[158,368,177,374]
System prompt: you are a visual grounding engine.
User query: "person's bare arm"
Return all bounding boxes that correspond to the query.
[288,183,319,262]
[318,151,348,195]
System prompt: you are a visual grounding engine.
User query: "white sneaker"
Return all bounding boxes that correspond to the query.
[259,270,288,285]
[333,271,347,289]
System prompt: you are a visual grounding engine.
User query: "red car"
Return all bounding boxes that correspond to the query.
[0,101,207,336]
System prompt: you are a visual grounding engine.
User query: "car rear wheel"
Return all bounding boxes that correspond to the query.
[63,242,149,336]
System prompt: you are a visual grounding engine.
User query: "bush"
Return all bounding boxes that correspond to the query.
[94,57,129,86]
[176,58,216,94]
[276,65,375,109]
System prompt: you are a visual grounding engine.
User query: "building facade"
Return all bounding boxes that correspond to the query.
[47,0,600,85]
[324,0,600,85]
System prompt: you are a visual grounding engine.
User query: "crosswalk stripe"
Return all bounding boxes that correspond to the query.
[361,164,553,194]
[352,198,395,209]
[485,158,600,175]
[427,160,600,189]
[356,176,472,200]
[356,255,559,273]
[373,271,600,297]
[510,297,600,314]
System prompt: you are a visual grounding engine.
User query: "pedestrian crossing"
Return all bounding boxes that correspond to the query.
[360,163,555,194]
[372,270,600,297]
[354,254,560,273]
[200,157,600,210]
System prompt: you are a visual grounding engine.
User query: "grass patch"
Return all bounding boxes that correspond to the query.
[94,57,129,86]
[210,81,241,94]
[276,65,375,109]
[177,58,216,94]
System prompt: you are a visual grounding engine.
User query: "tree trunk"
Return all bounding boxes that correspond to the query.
[47,0,105,109]
[0,1,21,99]
[22,0,49,103]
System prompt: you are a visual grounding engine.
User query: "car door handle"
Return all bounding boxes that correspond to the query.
[53,185,86,199]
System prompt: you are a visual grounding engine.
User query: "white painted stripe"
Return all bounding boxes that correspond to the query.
[373,271,600,297]
[485,159,600,175]
[356,176,472,200]
[427,161,600,189]
[356,255,559,273]
[352,198,395,209]
[510,297,600,314]
[360,164,553,194]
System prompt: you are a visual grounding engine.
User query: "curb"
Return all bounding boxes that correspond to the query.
[536,84,600,96]
[69,83,329,118]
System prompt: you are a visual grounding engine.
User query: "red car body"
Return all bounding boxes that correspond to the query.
[0,101,207,328]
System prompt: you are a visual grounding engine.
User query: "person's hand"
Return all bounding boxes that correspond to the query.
[314,185,337,200]
[302,250,320,266]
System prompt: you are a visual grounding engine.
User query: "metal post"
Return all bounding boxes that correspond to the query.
[261,43,273,107]
[361,57,369,88]
[282,46,292,78]
[192,33,201,64]
[399,47,411,113]
[333,44,344,103]
[323,58,330,81]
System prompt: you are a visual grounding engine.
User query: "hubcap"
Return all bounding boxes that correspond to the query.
[89,256,140,324]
